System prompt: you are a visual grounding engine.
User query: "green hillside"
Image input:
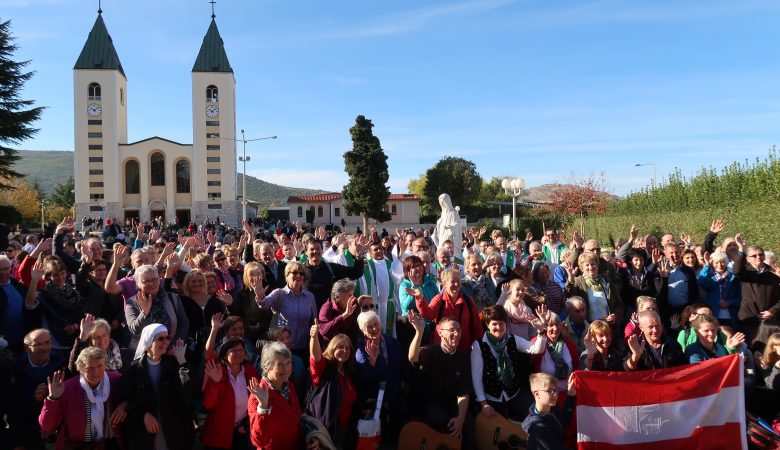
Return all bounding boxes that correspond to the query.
[13,150,326,208]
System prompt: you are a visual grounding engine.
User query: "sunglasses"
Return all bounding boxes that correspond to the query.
[290,271,306,277]
[361,304,377,311]
[154,335,171,342]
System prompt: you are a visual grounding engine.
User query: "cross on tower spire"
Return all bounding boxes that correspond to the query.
[210,0,216,19]
[98,0,102,14]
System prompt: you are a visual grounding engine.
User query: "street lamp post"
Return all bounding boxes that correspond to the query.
[501,177,525,239]
[223,131,277,223]
[635,162,657,189]
[40,201,45,231]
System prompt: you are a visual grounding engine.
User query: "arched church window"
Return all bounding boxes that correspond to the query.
[125,160,140,194]
[151,153,165,186]
[206,85,219,102]
[176,160,191,193]
[88,83,101,100]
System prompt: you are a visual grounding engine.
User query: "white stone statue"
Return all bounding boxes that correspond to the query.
[435,193,462,258]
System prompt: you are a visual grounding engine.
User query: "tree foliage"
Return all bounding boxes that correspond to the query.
[342,115,391,231]
[0,19,44,191]
[0,176,40,222]
[48,176,75,208]
[423,156,483,212]
[478,176,514,205]
[407,173,428,213]
[545,172,611,234]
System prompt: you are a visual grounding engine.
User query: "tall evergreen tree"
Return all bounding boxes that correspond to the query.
[342,115,391,232]
[0,19,44,191]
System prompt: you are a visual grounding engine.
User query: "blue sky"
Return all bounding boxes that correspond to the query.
[6,0,780,196]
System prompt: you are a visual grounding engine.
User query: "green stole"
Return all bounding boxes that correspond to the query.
[343,250,368,297]
[503,249,515,274]
[543,243,563,265]
[368,258,396,334]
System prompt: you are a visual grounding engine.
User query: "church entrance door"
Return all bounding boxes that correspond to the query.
[151,210,165,222]
[124,210,139,223]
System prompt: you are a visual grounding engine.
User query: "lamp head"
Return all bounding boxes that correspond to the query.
[501,179,511,190]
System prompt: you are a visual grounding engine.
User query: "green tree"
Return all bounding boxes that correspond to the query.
[423,156,483,212]
[342,115,391,231]
[407,173,429,214]
[0,19,44,191]
[478,175,514,205]
[48,176,75,208]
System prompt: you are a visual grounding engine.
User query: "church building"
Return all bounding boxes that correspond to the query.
[73,8,239,225]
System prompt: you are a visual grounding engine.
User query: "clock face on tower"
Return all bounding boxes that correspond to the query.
[206,105,219,118]
[87,103,102,117]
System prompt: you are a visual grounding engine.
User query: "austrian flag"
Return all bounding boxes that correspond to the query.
[575,354,746,450]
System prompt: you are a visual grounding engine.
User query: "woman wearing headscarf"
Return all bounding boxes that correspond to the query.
[39,346,127,450]
[121,323,195,450]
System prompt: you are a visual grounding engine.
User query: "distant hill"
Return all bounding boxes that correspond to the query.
[521,183,620,204]
[12,150,326,208]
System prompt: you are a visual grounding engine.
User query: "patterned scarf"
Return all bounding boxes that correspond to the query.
[486,333,514,388]
[583,275,605,292]
[145,293,172,332]
[547,339,569,380]
[263,376,290,402]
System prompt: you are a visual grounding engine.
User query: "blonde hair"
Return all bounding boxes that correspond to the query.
[181,269,206,297]
[242,262,265,288]
[577,252,599,270]
[529,372,557,391]
[322,333,352,363]
[75,347,107,374]
[762,333,780,369]
[636,296,656,311]
[588,319,611,337]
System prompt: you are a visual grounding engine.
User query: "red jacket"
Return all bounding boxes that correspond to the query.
[530,336,579,375]
[202,362,260,449]
[416,290,483,353]
[248,377,303,450]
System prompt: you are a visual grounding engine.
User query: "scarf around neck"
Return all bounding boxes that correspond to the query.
[486,333,514,388]
[584,275,605,292]
[80,373,111,441]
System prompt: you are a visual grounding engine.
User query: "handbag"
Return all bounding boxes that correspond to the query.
[356,384,384,450]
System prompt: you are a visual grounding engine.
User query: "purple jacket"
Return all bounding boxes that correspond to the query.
[318,299,359,345]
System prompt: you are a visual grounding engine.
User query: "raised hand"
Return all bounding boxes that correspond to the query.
[149,228,161,243]
[735,233,746,251]
[247,377,269,409]
[55,217,75,235]
[342,296,358,318]
[651,247,662,265]
[572,231,584,248]
[113,244,130,266]
[47,370,65,400]
[726,332,746,350]
[161,241,176,259]
[31,255,45,281]
[135,223,145,240]
[394,227,403,238]
[679,232,692,246]
[32,237,52,258]
[216,289,233,306]
[204,359,223,383]
[407,310,425,334]
[211,312,224,330]
[567,372,577,396]
[525,231,534,241]
[702,252,711,267]
[669,313,681,330]
[309,320,320,338]
[206,230,217,246]
[252,279,267,300]
[627,334,644,357]
[365,336,380,363]
[79,314,96,341]
[172,339,187,364]
[583,332,597,356]
[405,286,423,300]
[710,219,724,234]
[531,305,550,333]
[629,224,639,240]
[136,290,153,315]
[164,254,179,279]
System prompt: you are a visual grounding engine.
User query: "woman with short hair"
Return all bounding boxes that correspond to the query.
[227,262,272,343]
[28,257,85,349]
[124,264,189,352]
[39,347,127,450]
[202,337,259,450]
[564,252,623,325]
[531,312,579,402]
[581,320,624,371]
[68,314,123,373]
[684,315,745,364]
[697,252,741,328]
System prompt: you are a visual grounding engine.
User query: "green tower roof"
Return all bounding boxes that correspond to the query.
[192,19,233,73]
[74,14,125,77]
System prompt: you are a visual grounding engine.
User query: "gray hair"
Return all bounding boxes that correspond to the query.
[547,312,562,326]
[710,252,728,265]
[331,278,356,300]
[75,346,107,373]
[88,318,112,339]
[766,251,777,267]
[357,310,381,334]
[638,309,661,324]
[23,328,51,347]
[133,264,158,288]
[0,255,11,266]
[561,248,576,264]
[565,296,585,312]
[529,241,542,251]
[260,341,292,373]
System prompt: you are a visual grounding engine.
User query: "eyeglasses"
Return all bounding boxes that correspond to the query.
[154,335,171,342]
[141,277,160,284]
[534,389,559,396]
[361,304,377,311]
[290,271,306,277]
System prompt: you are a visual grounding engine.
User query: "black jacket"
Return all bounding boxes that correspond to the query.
[626,335,686,371]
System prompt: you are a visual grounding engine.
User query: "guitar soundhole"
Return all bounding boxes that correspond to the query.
[493,427,500,444]
[508,434,526,446]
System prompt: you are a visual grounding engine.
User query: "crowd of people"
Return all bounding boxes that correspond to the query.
[0,216,778,450]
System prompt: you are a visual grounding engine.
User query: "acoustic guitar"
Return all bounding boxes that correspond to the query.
[398,420,461,450]
[475,411,528,450]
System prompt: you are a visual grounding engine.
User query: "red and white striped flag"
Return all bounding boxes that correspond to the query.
[575,354,746,450]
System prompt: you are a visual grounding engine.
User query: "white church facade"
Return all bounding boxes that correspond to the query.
[73,10,239,226]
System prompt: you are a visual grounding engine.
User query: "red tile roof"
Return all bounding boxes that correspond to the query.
[287,193,420,203]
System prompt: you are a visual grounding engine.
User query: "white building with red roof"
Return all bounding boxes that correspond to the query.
[287,193,420,226]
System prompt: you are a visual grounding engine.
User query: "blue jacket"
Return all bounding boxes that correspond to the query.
[684,340,729,364]
[697,265,741,320]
